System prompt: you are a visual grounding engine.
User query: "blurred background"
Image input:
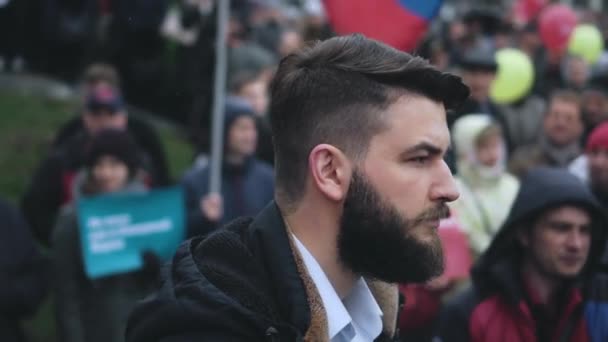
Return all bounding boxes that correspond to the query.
[2,0,608,341]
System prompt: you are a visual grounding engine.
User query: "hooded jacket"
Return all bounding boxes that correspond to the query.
[435,167,608,342]
[451,115,519,257]
[181,97,274,237]
[126,202,401,342]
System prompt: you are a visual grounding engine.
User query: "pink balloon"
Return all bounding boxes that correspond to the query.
[539,4,578,52]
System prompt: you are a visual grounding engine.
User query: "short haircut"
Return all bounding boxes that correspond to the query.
[269,34,469,207]
[82,63,120,88]
[549,89,582,112]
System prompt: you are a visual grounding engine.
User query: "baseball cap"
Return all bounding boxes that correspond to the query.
[86,84,125,114]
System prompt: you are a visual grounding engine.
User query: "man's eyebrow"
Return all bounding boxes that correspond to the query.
[403,142,443,156]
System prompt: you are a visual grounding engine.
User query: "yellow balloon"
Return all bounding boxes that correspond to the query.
[568,24,604,64]
[490,49,534,104]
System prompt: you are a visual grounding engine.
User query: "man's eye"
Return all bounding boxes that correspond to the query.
[410,156,429,164]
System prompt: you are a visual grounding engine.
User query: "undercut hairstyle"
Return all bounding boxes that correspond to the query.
[270,34,470,209]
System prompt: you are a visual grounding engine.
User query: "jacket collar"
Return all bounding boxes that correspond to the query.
[247,202,312,334]
[247,202,398,341]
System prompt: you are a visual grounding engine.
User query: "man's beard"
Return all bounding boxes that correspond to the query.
[337,170,449,284]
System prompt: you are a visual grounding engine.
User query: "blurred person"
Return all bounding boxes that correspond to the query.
[278,28,304,57]
[587,124,608,209]
[435,167,608,342]
[0,197,48,342]
[562,55,591,92]
[451,47,511,147]
[21,83,168,245]
[52,129,159,342]
[497,94,546,152]
[444,19,469,66]
[517,22,542,61]
[52,63,120,147]
[107,0,169,114]
[493,22,514,50]
[417,38,450,71]
[161,0,216,126]
[228,30,277,82]
[229,71,269,117]
[510,90,584,178]
[51,64,169,185]
[126,35,469,341]
[535,42,570,98]
[181,97,274,237]
[570,123,608,207]
[229,71,274,165]
[447,47,511,173]
[451,115,519,258]
[581,77,608,143]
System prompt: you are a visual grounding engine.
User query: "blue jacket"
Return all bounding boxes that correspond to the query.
[181,157,274,237]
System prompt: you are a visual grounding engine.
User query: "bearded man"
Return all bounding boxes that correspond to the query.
[126,34,469,342]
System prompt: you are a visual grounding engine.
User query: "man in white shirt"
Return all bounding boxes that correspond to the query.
[127,34,469,342]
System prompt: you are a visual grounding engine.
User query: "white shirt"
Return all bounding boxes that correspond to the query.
[292,235,383,341]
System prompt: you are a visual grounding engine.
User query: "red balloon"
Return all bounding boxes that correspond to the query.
[539,4,577,52]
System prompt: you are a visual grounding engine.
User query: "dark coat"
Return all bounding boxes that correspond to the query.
[51,178,157,342]
[126,203,401,342]
[0,198,48,342]
[435,168,608,342]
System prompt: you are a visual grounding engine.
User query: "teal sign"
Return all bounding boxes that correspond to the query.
[77,187,185,279]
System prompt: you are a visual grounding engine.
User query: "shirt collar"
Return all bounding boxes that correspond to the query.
[292,234,383,340]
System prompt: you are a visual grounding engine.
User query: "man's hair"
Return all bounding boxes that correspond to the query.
[269,34,469,208]
[548,89,582,113]
[82,63,120,88]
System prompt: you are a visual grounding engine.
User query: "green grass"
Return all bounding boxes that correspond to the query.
[0,91,193,342]
[0,93,74,202]
[0,92,194,202]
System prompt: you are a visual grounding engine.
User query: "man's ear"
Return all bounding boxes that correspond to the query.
[308,144,352,202]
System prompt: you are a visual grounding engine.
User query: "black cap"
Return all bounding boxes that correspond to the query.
[460,46,498,72]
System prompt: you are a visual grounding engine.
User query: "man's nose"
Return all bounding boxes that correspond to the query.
[430,160,459,203]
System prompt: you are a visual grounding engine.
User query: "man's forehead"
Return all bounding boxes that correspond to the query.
[541,205,592,223]
[382,100,449,143]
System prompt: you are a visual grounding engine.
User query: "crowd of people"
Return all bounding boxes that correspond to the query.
[2,0,608,341]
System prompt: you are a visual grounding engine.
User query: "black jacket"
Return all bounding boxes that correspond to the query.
[0,198,48,342]
[126,202,399,342]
